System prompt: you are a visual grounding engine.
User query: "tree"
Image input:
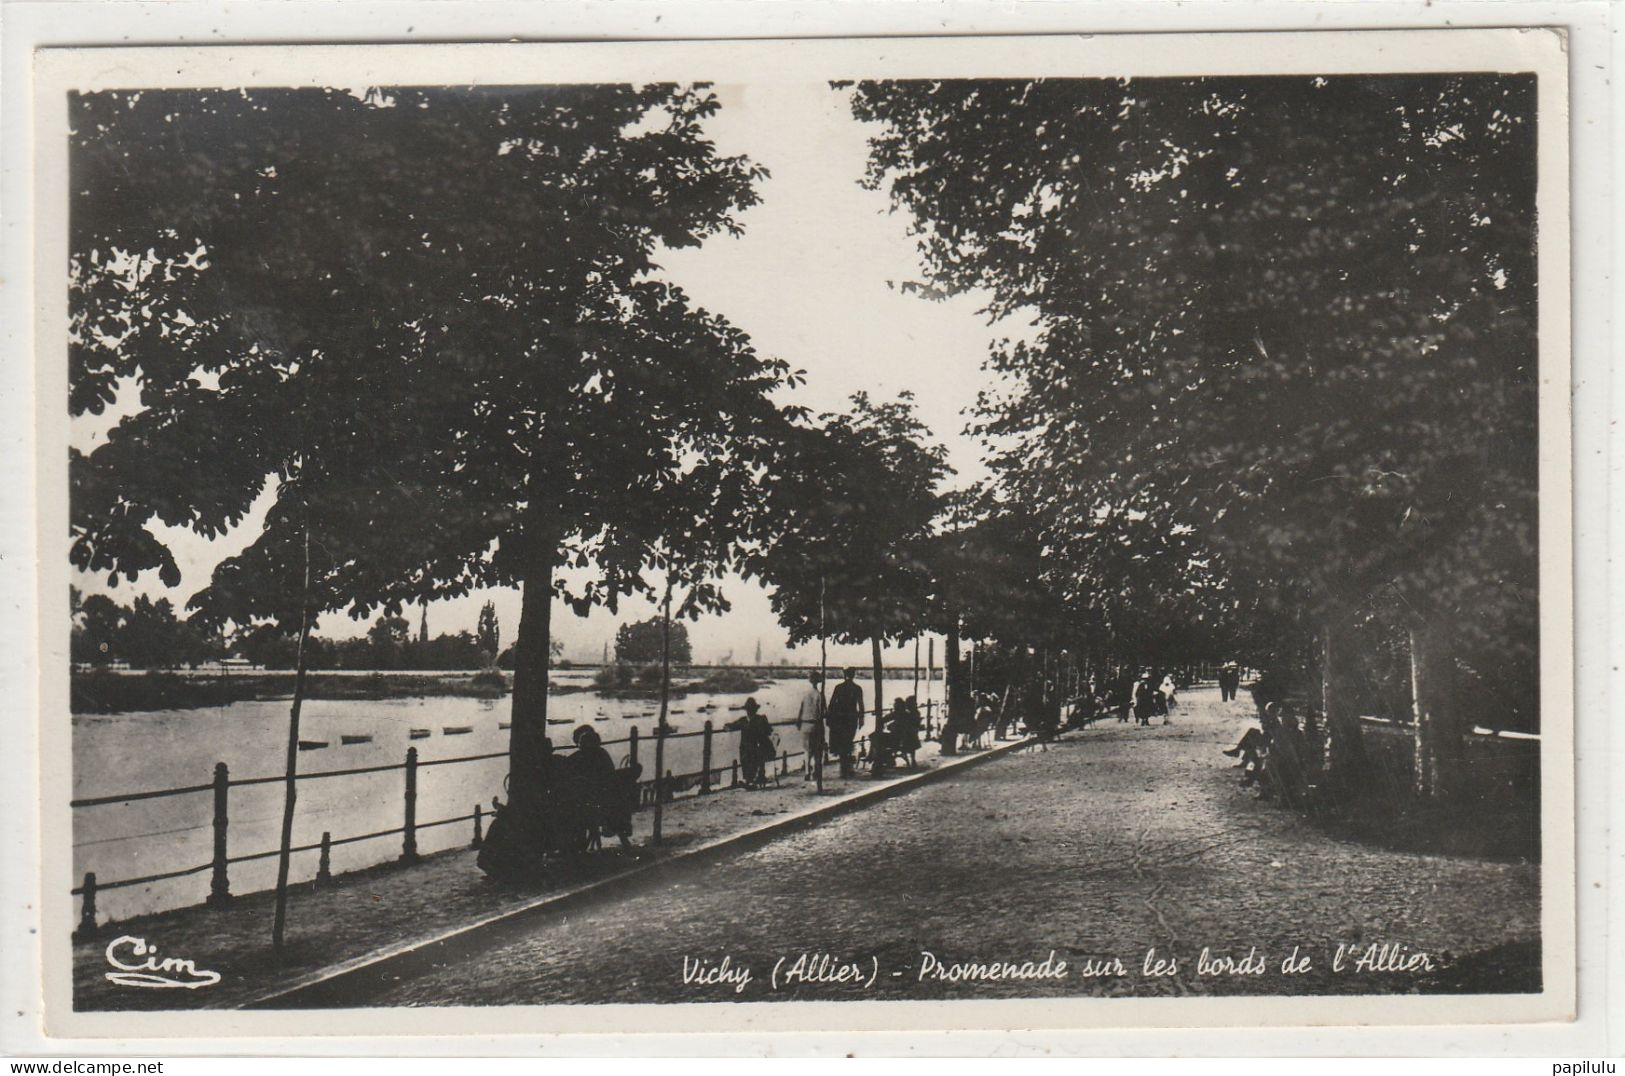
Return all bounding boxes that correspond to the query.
[851,75,1537,798]
[109,593,182,669]
[68,590,223,668]
[476,601,500,664]
[366,614,411,669]
[71,590,126,667]
[69,84,796,789]
[752,392,949,719]
[234,622,299,669]
[615,617,692,666]
[412,630,484,671]
[918,490,1056,726]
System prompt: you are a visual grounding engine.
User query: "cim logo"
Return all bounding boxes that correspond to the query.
[103,935,221,989]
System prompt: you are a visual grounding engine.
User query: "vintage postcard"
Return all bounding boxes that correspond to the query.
[30,27,1573,1040]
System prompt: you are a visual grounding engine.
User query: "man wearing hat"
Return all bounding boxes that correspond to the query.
[727,697,775,789]
[825,667,865,778]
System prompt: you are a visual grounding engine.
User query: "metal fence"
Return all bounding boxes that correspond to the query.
[71,702,941,939]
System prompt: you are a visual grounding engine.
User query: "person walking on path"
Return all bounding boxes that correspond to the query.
[1029,681,1062,742]
[995,685,1020,741]
[1133,671,1156,726]
[1159,673,1178,723]
[793,671,826,781]
[1219,662,1241,702]
[895,697,923,768]
[826,667,865,777]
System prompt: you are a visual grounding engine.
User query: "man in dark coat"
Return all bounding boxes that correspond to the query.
[569,726,630,852]
[726,697,775,788]
[825,667,864,777]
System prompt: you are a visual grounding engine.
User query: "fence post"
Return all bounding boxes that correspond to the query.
[731,758,740,789]
[316,832,333,886]
[628,726,640,771]
[74,873,97,942]
[472,803,484,848]
[701,720,714,794]
[206,761,231,907]
[400,746,420,864]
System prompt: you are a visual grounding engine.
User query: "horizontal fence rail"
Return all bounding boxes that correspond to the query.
[70,703,935,938]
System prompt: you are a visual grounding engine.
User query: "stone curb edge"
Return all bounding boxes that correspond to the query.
[238,736,1037,1009]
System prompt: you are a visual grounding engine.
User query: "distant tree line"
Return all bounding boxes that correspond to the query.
[71,589,224,669]
[236,614,490,671]
[73,590,509,672]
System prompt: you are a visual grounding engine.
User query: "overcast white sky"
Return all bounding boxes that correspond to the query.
[73,81,1023,667]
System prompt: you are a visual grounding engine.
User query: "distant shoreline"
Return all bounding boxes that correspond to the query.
[70,665,942,715]
[70,670,508,714]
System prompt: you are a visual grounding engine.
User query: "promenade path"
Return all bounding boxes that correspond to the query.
[346,686,1540,1006]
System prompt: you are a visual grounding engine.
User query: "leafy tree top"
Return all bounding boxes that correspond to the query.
[70,84,798,633]
[614,616,693,665]
[751,391,949,646]
[851,75,1537,670]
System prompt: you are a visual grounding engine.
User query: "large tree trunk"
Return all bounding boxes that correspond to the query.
[1320,619,1367,796]
[1410,624,1463,801]
[870,635,885,737]
[945,619,968,720]
[508,538,556,780]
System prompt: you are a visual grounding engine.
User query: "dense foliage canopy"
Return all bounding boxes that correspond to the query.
[615,616,694,666]
[851,75,1539,726]
[750,392,949,649]
[70,84,799,762]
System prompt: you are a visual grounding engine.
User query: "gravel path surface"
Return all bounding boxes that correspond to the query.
[355,687,1540,1006]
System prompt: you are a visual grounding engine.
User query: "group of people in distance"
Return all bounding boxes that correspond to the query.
[479,724,643,881]
[938,679,1066,753]
[716,667,934,790]
[1039,668,1185,730]
[1126,669,1180,725]
[781,667,925,780]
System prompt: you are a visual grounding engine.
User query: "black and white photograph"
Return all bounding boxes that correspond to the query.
[24,27,1575,1040]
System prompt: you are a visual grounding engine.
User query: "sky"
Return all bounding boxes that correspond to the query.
[72,81,1025,667]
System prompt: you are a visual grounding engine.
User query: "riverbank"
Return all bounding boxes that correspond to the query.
[70,664,941,714]
[70,670,508,713]
[72,732,1012,1011]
